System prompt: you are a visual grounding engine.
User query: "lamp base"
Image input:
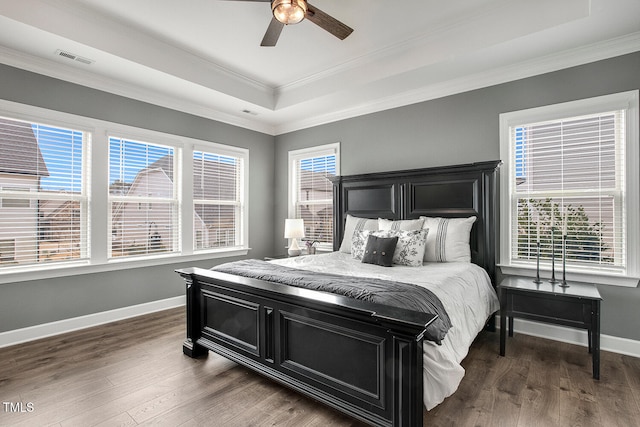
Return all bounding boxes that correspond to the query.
[288,238,302,257]
[288,248,302,257]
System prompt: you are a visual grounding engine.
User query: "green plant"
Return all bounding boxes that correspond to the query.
[517,198,611,263]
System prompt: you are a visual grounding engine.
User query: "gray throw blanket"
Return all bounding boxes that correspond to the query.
[212,259,451,344]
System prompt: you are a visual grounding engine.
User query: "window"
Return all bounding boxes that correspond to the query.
[499,91,639,287]
[108,137,178,259]
[0,100,249,282]
[289,143,339,249]
[193,149,245,251]
[0,116,89,268]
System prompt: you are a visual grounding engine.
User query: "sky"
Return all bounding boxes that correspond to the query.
[109,137,172,185]
[32,124,84,192]
[31,122,239,192]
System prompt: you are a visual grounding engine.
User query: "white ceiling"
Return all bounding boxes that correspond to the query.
[1,0,639,135]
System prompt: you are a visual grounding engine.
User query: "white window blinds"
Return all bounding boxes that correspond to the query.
[510,110,625,271]
[108,137,178,258]
[0,116,89,268]
[193,150,244,251]
[290,145,338,247]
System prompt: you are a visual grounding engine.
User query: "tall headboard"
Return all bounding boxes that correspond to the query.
[329,160,502,284]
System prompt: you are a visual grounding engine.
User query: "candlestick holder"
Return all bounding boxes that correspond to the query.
[549,226,558,284]
[533,241,542,284]
[559,234,569,288]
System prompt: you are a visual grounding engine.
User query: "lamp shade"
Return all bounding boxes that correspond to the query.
[284,218,305,239]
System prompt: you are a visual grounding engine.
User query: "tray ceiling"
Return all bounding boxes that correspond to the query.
[1,0,639,135]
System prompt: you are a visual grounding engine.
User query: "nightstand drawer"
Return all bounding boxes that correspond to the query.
[510,292,588,326]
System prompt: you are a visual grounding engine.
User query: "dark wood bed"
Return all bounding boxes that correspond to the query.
[177,160,501,427]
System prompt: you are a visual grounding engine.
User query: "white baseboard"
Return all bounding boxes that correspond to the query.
[0,295,185,349]
[497,315,640,359]
[2,302,638,359]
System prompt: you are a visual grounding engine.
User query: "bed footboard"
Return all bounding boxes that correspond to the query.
[177,267,435,427]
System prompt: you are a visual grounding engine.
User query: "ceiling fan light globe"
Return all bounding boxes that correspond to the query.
[272,0,307,25]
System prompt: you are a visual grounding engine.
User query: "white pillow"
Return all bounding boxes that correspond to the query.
[353,229,428,267]
[378,217,425,232]
[420,216,476,262]
[339,214,378,253]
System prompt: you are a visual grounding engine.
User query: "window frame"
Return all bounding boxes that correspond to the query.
[0,111,91,271]
[499,91,639,287]
[288,143,340,251]
[107,135,180,260]
[192,144,248,253]
[0,99,249,284]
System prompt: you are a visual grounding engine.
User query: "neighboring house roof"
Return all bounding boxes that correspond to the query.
[39,198,79,220]
[110,154,241,226]
[0,118,50,177]
[139,155,241,229]
[150,155,239,200]
[110,167,172,223]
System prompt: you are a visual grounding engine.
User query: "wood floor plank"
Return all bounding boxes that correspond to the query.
[517,347,561,427]
[622,354,640,391]
[2,307,639,427]
[92,411,138,427]
[136,368,260,426]
[128,363,252,424]
[558,375,603,427]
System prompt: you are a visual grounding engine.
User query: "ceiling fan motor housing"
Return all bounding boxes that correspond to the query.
[272,0,308,25]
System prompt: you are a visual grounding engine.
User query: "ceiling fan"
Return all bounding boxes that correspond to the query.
[224,0,353,47]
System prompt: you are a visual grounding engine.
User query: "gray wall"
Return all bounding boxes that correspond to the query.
[0,64,275,332]
[274,52,640,341]
[2,51,639,342]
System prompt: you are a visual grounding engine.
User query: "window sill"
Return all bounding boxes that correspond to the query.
[499,264,639,288]
[0,248,250,285]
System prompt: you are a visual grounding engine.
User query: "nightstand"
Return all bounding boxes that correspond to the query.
[498,276,602,379]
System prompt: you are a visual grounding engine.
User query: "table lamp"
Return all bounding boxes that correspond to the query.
[284,218,305,256]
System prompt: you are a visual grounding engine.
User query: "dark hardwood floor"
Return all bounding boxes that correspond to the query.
[1,307,638,426]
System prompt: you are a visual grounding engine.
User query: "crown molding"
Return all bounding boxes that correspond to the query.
[41,0,273,95]
[5,0,274,107]
[273,33,640,135]
[0,46,277,135]
[276,0,507,95]
[1,30,638,137]
[275,0,589,97]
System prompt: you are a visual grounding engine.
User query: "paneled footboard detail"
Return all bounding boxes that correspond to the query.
[177,267,435,427]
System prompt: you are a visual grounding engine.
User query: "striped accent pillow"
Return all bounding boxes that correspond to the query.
[378,217,425,232]
[339,215,378,253]
[420,216,476,262]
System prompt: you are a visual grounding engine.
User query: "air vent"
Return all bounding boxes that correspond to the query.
[55,49,95,65]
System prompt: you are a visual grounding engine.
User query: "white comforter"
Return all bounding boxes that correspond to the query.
[271,251,499,410]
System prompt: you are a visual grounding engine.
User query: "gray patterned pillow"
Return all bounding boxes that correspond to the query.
[351,230,373,260]
[382,229,429,267]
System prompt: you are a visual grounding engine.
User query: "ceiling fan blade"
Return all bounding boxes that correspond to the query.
[261,17,285,46]
[305,3,353,40]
